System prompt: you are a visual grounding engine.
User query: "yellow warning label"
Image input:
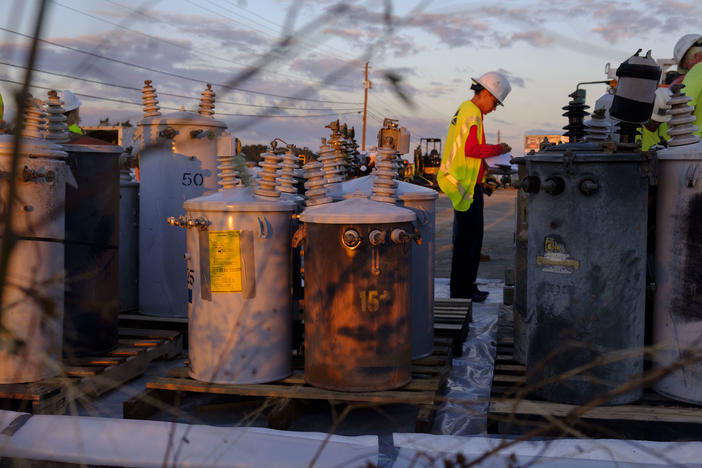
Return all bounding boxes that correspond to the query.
[209,231,243,293]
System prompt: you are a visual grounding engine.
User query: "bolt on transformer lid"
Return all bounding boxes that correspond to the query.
[300,197,416,224]
[183,186,297,212]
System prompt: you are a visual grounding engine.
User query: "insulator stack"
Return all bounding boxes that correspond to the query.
[371,145,399,204]
[584,109,611,142]
[253,146,281,198]
[278,144,299,194]
[667,84,700,147]
[616,121,640,145]
[319,137,343,189]
[562,89,590,143]
[22,97,46,140]
[45,90,70,144]
[326,120,347,178]
[216,154,240,191]
[120,167,135,183]
[303,159,332,206]
[142,80,161,118]
[198,84,215,117]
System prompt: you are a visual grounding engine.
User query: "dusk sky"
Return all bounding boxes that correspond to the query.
[1,0,699,154]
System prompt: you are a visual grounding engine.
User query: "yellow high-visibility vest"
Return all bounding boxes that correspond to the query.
[437,100,483,211]
[68,124,83,135]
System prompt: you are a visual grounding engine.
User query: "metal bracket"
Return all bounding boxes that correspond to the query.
[686,164,699,188]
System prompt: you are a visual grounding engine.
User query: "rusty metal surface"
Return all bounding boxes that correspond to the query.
[304,221,412,391]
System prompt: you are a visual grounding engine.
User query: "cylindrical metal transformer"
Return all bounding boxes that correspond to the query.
[336,175,438,359]
[180,188,296,384]
[138,111,227,316]
[653,141,702,404]
[513,156,528,364]
[0,136,67,383]
[61,140,122,356]
[119,169,139,312]
[301,198,416,391]
[524,143,649,404]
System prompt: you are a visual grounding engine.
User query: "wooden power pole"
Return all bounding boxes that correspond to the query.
[362,62,370,151]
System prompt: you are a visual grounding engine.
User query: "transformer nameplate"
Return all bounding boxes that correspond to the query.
[209,231,243,293]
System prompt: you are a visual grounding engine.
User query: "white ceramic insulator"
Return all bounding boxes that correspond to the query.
[142,80,161,118]
[278,147,298,194]
[45,90,70,144]
[217,154,240,191]
[304,159,332,206]
[667,88,700,147]
[198,84,215,117]
[253,150,281,198]
[584,116,611,142]
[319,138,343,188]
[22,98,46,140]
[120,168,134,182]
[371,146,399,204]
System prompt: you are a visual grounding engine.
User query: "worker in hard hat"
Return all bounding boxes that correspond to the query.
[61,90,83,135]
[672,34,702,137]
[438,71,512,302]
[638,87,672,151]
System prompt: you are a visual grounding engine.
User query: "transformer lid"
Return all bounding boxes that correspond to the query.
[340,175,438,201]
[138,110,227,128]
[184,186,297,212]
[0,134,67,159]
[656,141,702,160]
[300,198,416,224]
[531,142,645,163]
[62,142,123,154]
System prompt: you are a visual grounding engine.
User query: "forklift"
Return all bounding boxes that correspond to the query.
[412,137,442,189]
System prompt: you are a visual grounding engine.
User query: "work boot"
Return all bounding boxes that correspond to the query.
[471,287,490,303]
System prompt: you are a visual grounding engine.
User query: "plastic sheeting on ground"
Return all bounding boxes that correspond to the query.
[0,410,378,468]
[392,433,702,467]
[431,297,499,435]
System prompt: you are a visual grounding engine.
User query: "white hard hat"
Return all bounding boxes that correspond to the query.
[61,90,82,112]
[651,87,673,123]
[673,33,702,65]
[471,71,511,105]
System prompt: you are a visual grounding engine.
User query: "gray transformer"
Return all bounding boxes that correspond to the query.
[523,143,650,404]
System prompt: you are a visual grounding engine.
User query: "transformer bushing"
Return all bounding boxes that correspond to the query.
[562,89,590,143]
[278,143,299,195]
[254,145,281,198]
[584,108,611,143]
[142,80,161,118]
[371,143,399,204]
[198,84,215,117]
[319,137,343,190]
[303,159,332,207]
[667,85,700,147]
[45,90,70,144]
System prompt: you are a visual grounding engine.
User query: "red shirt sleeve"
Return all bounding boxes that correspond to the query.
[464,125,503,159]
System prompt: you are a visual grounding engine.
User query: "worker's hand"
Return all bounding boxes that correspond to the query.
[499,142,512,154]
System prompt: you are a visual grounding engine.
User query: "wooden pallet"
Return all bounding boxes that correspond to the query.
[489,339,702,438]
[434,298,472,357]
[0,329,182,415]
[123,336,454,432]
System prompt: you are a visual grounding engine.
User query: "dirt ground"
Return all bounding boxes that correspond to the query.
[434,187,516,280]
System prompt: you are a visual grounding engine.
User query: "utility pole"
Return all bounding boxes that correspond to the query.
[362,62,370,151]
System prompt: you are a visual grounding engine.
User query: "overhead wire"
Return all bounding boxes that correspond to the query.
[52,0,355,89]
[0,78,363,118]
[0,60,361,112]
[0,26,362,105]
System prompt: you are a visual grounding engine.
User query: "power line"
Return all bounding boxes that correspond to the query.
[53,0,353,89]
[0,26,363,105]
[0,60,361,111]
[0,78,363,118]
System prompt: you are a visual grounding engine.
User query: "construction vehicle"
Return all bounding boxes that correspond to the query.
[411,137,441,189]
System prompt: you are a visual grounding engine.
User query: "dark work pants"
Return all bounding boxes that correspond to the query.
[450,183,484,298]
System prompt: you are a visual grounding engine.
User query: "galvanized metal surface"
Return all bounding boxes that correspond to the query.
[303,219,413,391]
[513,158,528,365]
[184,188,296,384]
[525,144,649,404]
[336,175,438,359]
[119,175,139,312]
[138,112,227,317]
[62,143,121,356]
[0,136,67,383]
[653,141,702,404]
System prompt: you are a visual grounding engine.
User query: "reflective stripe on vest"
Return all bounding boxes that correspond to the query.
[437,100,483,211]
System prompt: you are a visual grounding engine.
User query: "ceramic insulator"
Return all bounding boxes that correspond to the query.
[278,145,298,194]
[217,154,240,191]
[319,137,343,188]
[371,146,399,204]
[45,90,70,144]
[584,111,611,142]
[22,97,46,140]
[198,84,215,117]
[142,80,161,118]
[253,148,281,198]
[303,159,332,206]
[120,168,135,182]
[667,84,700,147]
